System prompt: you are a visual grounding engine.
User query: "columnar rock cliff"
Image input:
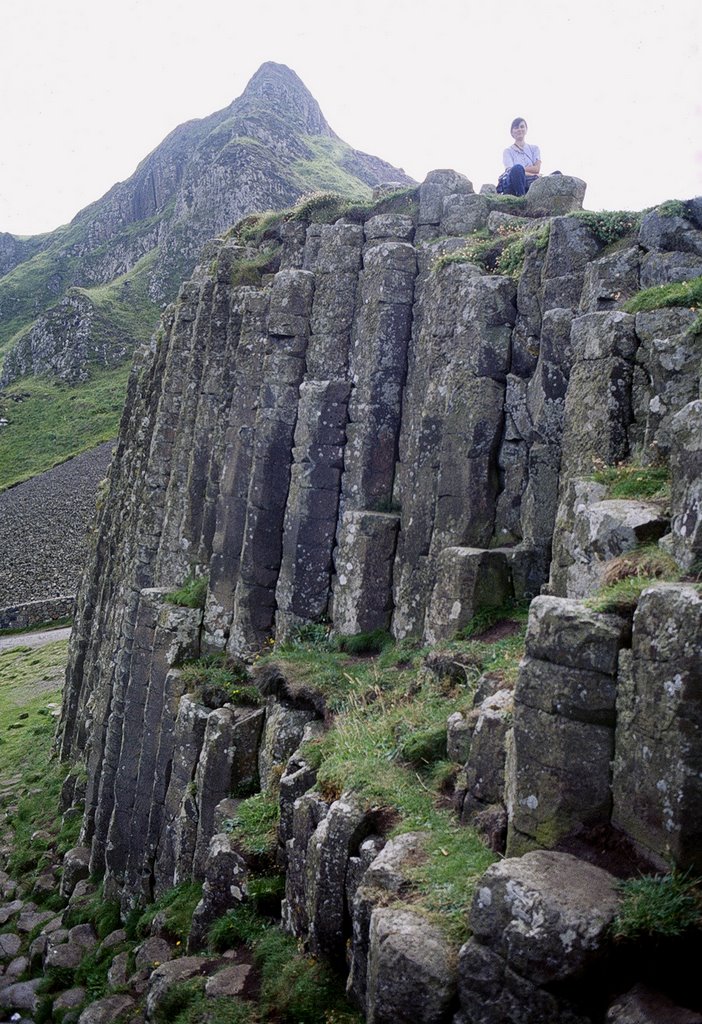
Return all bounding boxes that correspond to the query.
[56,174,702,1022]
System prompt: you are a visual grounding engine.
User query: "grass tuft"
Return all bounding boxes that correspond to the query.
[623,274,702,316]
[613,871,702,940]
[591,461,670,502]
[164,574,208,609]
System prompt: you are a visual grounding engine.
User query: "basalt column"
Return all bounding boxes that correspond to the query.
[332,234,417,635]
[392,264,516,640]
[275,223,362,635]
[227,269,315,652]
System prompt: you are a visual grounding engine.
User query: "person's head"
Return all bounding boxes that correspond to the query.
[510,118,527,138]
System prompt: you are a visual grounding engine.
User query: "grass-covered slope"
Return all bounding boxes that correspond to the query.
[0,363,128,490]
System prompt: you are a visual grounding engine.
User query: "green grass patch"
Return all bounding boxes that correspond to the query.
[230,245,281,287]
[180,652,261,709]
[208,905,362,1024]
[591,461,670,501]
[130,881,202,944]
[623,274,702,316]
[63,882,122,938]
[432,224,546,279]
[0,638,78,890]
[335,629,393,656]
[291,137,375,203]
[586,543,681,615]
[224,791,280,859]
[570,209,642,246]
[0,363,128,490]
[613,871,702,941]
[165,574,208,609]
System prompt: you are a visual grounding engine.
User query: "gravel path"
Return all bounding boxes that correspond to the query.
[0,626,71,654]
[0,442,114,606]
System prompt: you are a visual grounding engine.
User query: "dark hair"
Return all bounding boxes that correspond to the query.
[510,117,527,131]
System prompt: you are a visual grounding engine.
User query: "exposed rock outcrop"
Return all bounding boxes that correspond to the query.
[49,177,702,1023]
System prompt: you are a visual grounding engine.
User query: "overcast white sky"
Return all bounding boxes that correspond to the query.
[1,0,700,237]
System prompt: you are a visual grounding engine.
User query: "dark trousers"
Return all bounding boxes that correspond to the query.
[497,165,537,196]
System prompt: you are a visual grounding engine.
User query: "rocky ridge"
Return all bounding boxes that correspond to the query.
[43,174,702,1023]
[0,62,412,386]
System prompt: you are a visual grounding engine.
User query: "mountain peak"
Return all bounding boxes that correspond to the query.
[238,62,335,137]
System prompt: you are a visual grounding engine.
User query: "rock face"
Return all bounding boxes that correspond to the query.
[0,62,412,385]
[50,182,702,1023]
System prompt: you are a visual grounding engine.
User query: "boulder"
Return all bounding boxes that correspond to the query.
[469,851,619,984]
[204,964,252,997]
[77,994,136,1024]
[526,175,587,217]
[0,978,42,1013]
[366,908,457,1024]
[606,983,702,1023]
[0,932,21,960]
[145,956,209,1020]
[60,846,91,899]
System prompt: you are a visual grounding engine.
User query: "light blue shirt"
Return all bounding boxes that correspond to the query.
[503,143,541,172]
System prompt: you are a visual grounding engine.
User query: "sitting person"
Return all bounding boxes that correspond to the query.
[497,117,541,195]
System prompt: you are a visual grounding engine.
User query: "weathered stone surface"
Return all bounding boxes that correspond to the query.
[45,939,85,970]
[193,704,264,877]
[630,309,700,458]
[348,832,428,1009]
[419,169,474,225]
[606,983,702,1023]
[282,790,330,938]
[0,933,21,960]
[561,498,669,598]
[60,846,91,899]
[440,193,489,235]
[525,175,587,217]
[275,378,351,634]
[54,987,88,1012]
[524,596,628,674]
[189,834,247,950]
[456,940,591,1024]
[0,978,41,1013]
[668,400,702,571]
[258,702,315,791]
[640,250,702,287]
[612,584,702,870]
[154,694,209,894]
[639,207,702,256]
[145,957,208,1019]
[510,597,625,848]
[425,547,512,643]
[579,246,640,312]
[306,792,372,963]
[459,689,512,822]
[278,746,320,856]
[134,936,173,971]
[333,511,399,635]
[366,908,457,1024]
[77,994,136,1024]
[470,851,619,984]
[447,711,473,765]
[0,899,22,926]
[205,964,252,997]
